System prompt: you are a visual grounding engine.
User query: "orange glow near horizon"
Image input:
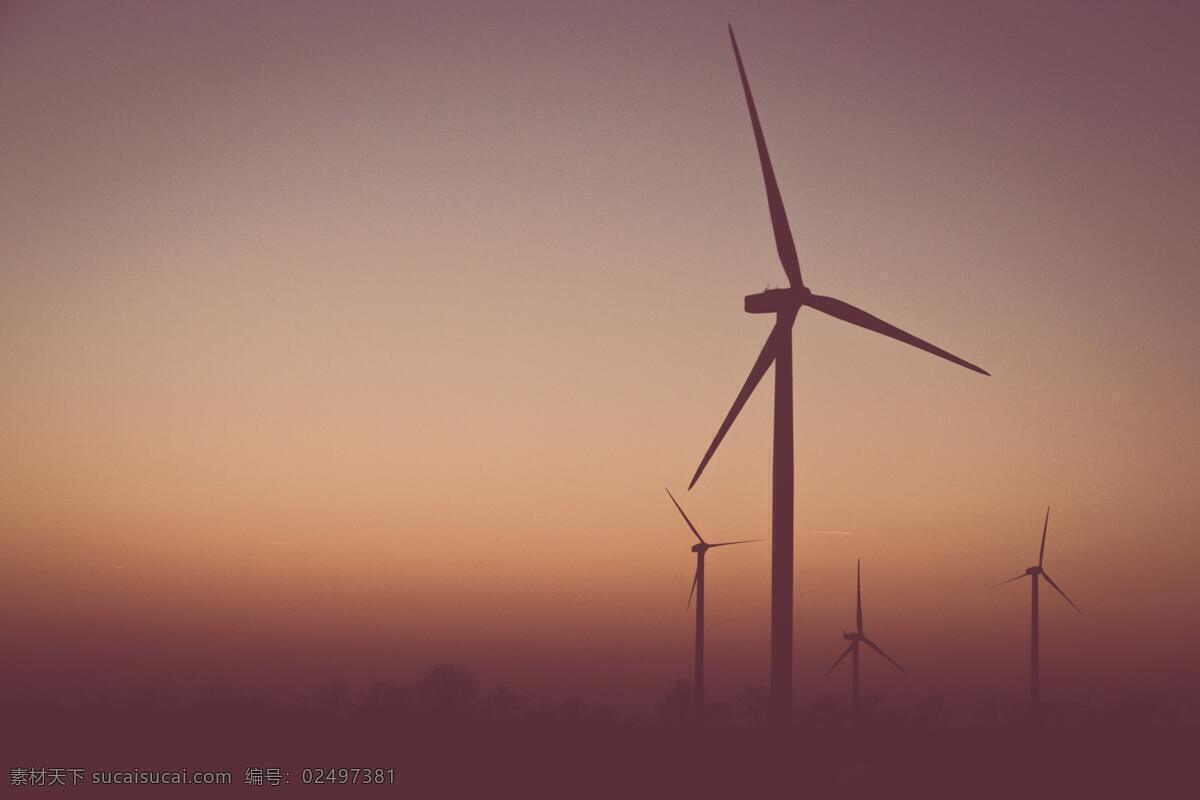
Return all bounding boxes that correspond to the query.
[2,1,1198,710]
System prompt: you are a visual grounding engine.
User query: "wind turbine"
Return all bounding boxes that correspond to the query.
[825,560,908,713]
[666,489,758,715]
[994,506,1082,708]
[688,25,989,720]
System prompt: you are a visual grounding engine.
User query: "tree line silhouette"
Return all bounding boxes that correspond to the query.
[4,663,1195,797]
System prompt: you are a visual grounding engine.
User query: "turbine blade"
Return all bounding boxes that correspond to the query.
[993,573,1027,588]
[665,488,705,545]
[686,564,700,611]
[1039,506,1050,567]
[688,321,784,490]
[728,25,803,288]
[863,637,909,675]
[1041,572,1082,615]
[856,559,863,634]
[806,293,990,376]
[825,643,855,675]
[709,539,763,548]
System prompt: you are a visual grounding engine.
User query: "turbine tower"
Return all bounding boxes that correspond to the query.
[688,25,989,721]
[666,489,758,715]
[825,560,908,712]
[994,506,1082,708]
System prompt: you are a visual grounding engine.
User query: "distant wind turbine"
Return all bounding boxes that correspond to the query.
[687,25,988,720]
[666,489,759,715]
[826,560,908,713]
[994,506,1082,708]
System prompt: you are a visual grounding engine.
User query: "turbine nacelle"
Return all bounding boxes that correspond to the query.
[744,286,810,314]
[691,542,708,554]
[842,632,862,642]
[1025,566,1043,576]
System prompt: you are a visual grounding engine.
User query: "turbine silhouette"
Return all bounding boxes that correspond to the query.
[666,489,759,715]
[825,560,908,713]
[994,506,1082,708]
[688,25,989,719]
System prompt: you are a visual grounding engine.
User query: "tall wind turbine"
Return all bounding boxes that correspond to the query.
[688,25,989,720]
[825,560,908,713]
[994,507,1082,707]
[666,489,758,714]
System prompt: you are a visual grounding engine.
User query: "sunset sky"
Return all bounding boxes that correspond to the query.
[2,0,1198,710]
